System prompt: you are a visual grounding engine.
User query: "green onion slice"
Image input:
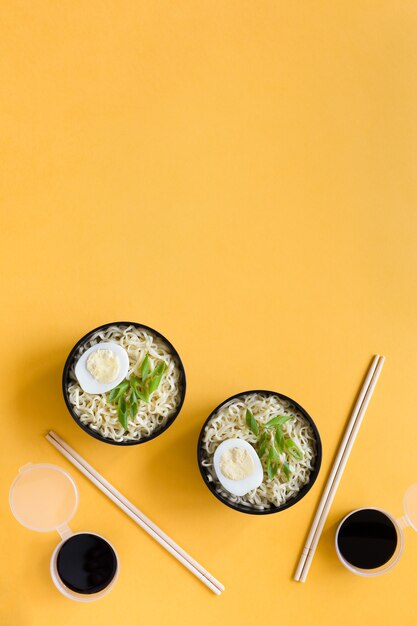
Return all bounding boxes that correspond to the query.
[245,409,259,436]
[265,414,292,428]
[285,438,304,460]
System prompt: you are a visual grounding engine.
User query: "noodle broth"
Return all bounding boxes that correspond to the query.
[198,390,321,514]
[63,322,186,445]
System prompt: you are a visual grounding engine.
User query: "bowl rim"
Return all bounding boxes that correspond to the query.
[197,389,322,515]
[62,321,186,446]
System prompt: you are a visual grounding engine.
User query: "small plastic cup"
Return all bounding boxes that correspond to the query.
[9,463,119,601]
[335,483,417,577]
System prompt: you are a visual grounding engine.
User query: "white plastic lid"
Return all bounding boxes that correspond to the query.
[9,464,78,533]
[403,483,417,531]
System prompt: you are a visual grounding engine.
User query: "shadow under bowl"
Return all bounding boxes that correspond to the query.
[197,389,322,514]
[62,321,186,446]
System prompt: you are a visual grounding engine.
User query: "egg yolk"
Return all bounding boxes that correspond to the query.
[219,447,254,480]
[86,349,120,384]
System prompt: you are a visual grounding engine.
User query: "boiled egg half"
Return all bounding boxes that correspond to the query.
[213,438,264,496]
[74,342,129,394]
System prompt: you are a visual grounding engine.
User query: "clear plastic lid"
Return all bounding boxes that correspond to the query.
[403,483,417,531]
[9,463,78,534]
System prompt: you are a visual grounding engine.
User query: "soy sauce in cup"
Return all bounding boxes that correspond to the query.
[336,508,399,571]
[54,533,118,595]
[335,484,417,577]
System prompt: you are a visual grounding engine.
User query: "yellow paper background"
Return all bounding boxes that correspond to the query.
[1,2,416,625]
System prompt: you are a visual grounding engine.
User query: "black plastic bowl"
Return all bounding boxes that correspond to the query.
[197,390,322,515]
[62,321,186,446]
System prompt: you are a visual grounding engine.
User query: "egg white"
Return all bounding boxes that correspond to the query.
[74,341,129,394]
[213,438,263,496]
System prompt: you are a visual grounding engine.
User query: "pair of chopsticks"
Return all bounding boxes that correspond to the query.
[46,431,224,595]
[294,354,385,582]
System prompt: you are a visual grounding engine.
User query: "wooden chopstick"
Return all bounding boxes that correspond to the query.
[46,430,224,595]
[294,354,381,581]
[294,355,385,583]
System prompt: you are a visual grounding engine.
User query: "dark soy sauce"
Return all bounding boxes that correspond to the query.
[337,509,398,570]
[57,533,117,594]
